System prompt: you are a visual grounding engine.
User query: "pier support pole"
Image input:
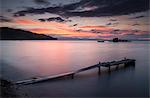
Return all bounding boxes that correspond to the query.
[98,62,101,75]
[116,65,119,70]
[71,74,74,79]
[108,66,111,73]
[98,66,101,75]
[124,62,129,67]
[131,61,135,66]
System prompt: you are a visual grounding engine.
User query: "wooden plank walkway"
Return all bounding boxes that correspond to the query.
[16,72,75,85]
[16,58,135,85]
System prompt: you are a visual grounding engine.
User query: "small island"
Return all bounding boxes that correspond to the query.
[112,38,130,42]
[0,27,57,40]
[97,38,130,43]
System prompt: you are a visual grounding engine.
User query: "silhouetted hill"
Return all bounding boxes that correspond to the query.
[0,27,57,40]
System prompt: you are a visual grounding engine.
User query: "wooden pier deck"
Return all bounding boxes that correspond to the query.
[16,58,135,85]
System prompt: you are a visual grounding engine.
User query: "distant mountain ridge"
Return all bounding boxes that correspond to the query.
[0,27,57,40]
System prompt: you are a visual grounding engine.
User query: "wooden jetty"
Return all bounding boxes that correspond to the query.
[16,58,135,85]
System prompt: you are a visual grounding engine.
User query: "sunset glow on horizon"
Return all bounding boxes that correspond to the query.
[1,0,149,39]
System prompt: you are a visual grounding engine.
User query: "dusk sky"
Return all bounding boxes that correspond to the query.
[1,0,150,39]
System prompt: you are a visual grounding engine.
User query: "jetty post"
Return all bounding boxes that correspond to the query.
[71,74,74,79]
[108,65,111,73]
[116,64,119,70]
[131,61,135,66]
[98,62,101,75]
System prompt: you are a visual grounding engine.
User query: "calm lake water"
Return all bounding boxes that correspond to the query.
[0,41,149,97]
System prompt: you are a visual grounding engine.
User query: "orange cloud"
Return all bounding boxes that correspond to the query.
[80,25,112,31]
[15,19,69,29]
[15,19,37,24]
[29,28,72,35]
[28,27,98,37]
[29,28,52,34]
[14,18,115,38]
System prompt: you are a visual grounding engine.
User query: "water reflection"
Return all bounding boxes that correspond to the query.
[1,41,148,80]
[1,41,148,97]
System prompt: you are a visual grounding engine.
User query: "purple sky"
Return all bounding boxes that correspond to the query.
[1,0,150,40]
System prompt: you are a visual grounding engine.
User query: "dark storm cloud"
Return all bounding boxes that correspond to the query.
[70,24,78,27]
[33,0,50,5]
[113,29,120,32]
[13,6,60,17]
[14,7,47,17]
[38,18,46,22]
[75,29,89,33]
[90,29,105,34]
[0,16,13,22]
[75,29,110,34]
[106,22,119,26]
[73,24,78,26]
[110,29,122,34]
[38,17,69,22]
[112,30,150,39]
[106,23,112,26]
[14,0,149,17]
[129,15,145,19]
